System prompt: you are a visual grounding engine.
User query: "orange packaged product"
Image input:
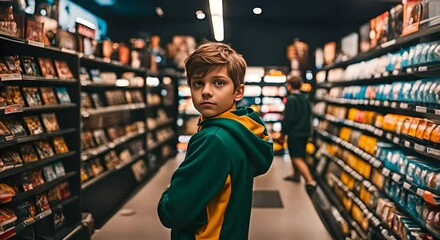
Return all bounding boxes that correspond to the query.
[356,110,365,123]
[430,125,440,144]
[374,114,384,129]
[415,120,429,140]
[395,116,409,134]
[423,122,437,141]
[364,111,375,125]
[400,118,412,135]
[339,127,352,142]
[347,108,357,121]
[408,118,421,137]
[382,114,399,132]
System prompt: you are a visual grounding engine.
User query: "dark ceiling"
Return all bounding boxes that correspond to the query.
[71,0,401,66]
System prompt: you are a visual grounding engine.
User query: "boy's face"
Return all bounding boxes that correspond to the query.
[190,66,244,118]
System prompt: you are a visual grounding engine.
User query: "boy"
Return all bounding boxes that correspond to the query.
[157,42,274,239]
[281,75,316,193]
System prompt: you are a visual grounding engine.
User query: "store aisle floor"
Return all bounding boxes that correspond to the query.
[92,153,332,240]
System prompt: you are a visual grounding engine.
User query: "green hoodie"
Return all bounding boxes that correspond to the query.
[158,107,274,240]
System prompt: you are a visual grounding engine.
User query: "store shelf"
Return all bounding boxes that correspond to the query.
[0,128,76,150]
[12,171,76,203]
[0,103,77,116]
[315,113,440,160]
[15,209,53,233]
[147,136,176,151]
[81,150,146,190]
[81,103,146,117]
[80,55,147,74]
[81,130,145,162]
[0,76,77,86]
[81,82,144,90]
[321,97,440,121]
[0,151,76,180]
[148,119,176,132]
[322,24,440,71]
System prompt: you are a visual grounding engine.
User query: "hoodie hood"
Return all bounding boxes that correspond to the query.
[198,107,274,176]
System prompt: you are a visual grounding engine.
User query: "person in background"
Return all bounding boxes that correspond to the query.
[281,74,317,194]
[157,42,274,239]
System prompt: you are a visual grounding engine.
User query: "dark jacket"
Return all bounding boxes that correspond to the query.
[282,92,311,137]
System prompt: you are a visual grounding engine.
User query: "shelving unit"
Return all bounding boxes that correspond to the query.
[0,36,83,239]
[310,19,440,240]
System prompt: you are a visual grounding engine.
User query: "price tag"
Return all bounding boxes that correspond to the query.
[416,188,424,197]
[403,182,411,190]
[369,99,375,105]
[81,154,88,161]
[400,103,409,109]
[374,73,381,79]
[0,73,22,81]
[363,100,369,105]
[382,71,390,77]
[373,160,382,168]
[392,70,399,76]
[384,101,390,107]
[391,102,397,108]
[418,66,428,72]
[427,148,440,156]
[393,137,400,144]
[435,109,440,115]
[404,140,411,148]
[406,68,413,73]
[414,144,426,152]
[386,133,392,140]
[381,39,396,48]
[416,106,427,113]
[392,173,402,182]
[4,104,23,114]
[382,168,391,177]
[27,40,45,47]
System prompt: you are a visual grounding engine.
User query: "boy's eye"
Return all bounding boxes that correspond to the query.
[214,80,225,86]
[192,81,203,87]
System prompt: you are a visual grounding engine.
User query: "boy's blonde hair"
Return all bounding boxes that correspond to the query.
[185,42,247,91]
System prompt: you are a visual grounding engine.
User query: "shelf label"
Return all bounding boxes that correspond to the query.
[373,160,382,168]
[383,101,390,107]
[404,140,411,148]
[416,106,427,113]
[393,137,400,144]
[400,103,409,109]
[406,68,413,74]
[392,70,399,76]
[414,144,426,152]
[382,71,390,77]
[0,73,22,81]
[27,40,45,47]
[416,188,424,197]
[386,133,392,140]
[391,102,397,108]
[4,104,23,114]
[363,100,369,105]
[418,66,428,72]
[374,73,381,79]
[427,148,440,156]
[392,173,402,182]
[381,39,396,48]
[403,182,411,190]
[374,100,381,106]
[61,48,77,54]
[435,109,440,115]
[382,168,391,177]
[369,99,375,105]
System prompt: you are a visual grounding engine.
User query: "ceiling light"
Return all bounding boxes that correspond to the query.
[94,0,115,6]
[209,0,224,41]
[253,7,262,15]
[196,10,205,20]
[155,7,164,17]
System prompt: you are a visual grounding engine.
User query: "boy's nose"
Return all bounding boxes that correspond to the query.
[202,85,213,97]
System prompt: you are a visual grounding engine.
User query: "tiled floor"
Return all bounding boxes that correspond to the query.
[92,153,332,240]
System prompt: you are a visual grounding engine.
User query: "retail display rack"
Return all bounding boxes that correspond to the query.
[309,19,440,240]
[0,35,84,239]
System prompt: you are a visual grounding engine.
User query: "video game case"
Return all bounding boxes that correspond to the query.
[90,92,104,108]
[24,115,45,135]
[90,159,104,176]
[53,207,66,231]
[0,60,10,75]
[3,56,23,74]
[54,60,74,79]
[52,136,69,154]
[16,200,36,222]
[25,18,44,43]
[53,162,65,177]
[21,56,42,77]
[0,151,15,169]
[47,185,62,204]
[37,57,57,79]
[81,130,96,150]
[41,113,60,132]
[19,143,39,163]
[35,193,50,213]
[29,169,45,187]
[43,165,57,182]
[81,92,93,109]
[54,87,71,104]
[103,150,121,170]
[0,121,11,138]
[21,172,33,191]
[1,86,25,106]
[1,151,23,166]
[58,182,70,199]
[93,129,108,146]
[79,67,91,83]
[3,119,27,137]
[40,87,58,105]
[34,140,55,159]
[22,87,43,107]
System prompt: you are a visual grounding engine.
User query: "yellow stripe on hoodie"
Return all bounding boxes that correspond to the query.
[195,175,232,239]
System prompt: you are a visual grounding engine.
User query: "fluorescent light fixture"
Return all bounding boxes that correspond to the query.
[94,0,115,6]
[116,79,130,87]
[196,10,206,20]
[263,75,287,83]
[253,7,262,15]
[209,0,224,41]
[146,77,160,87]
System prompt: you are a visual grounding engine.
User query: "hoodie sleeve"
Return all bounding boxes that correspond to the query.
[282,96,296,135]
[157,132,231,230]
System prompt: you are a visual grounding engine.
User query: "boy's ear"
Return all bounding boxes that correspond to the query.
[234,84,245,101]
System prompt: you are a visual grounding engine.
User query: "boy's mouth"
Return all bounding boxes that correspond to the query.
[200,101,215,105]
